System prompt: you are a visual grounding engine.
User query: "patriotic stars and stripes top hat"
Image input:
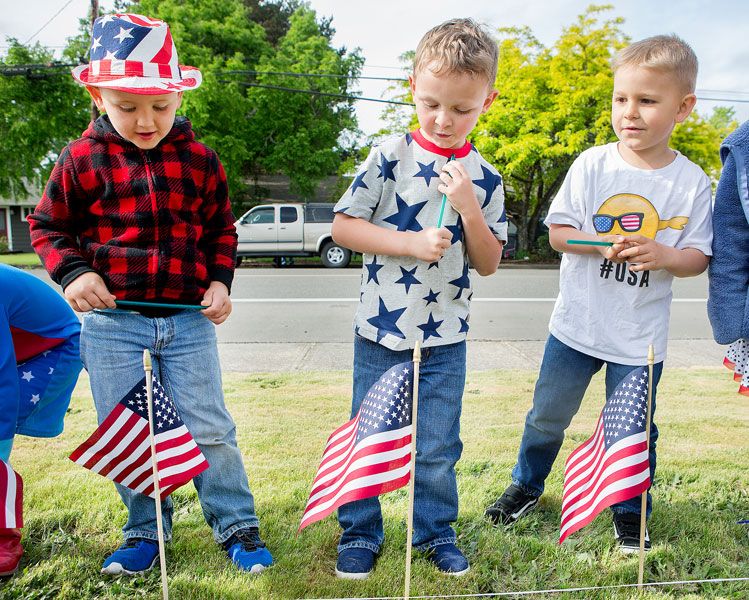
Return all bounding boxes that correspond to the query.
[72,13,201,95]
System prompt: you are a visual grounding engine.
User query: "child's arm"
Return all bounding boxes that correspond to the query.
[331,214,452,263]
[618,236,709,277]
[438,161,502,275]
[28,148,116,311]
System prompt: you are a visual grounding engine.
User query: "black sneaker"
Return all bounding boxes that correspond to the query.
[485,484,539,526]
[612,512,650,554]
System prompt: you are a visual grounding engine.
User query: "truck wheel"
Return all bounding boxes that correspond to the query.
[321,241,351,268]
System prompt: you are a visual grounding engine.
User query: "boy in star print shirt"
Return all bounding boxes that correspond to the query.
[485,36,712,553]
[331,19,507,578]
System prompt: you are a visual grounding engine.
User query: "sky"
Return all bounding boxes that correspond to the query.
[2,0,748,137]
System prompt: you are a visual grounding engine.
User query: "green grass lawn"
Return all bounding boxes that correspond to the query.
[0,253,40,267]
[5,368,748,599]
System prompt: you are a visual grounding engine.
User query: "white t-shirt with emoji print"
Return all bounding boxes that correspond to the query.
[544,142,713,365]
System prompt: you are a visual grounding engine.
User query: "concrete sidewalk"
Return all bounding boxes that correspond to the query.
[218,339,728,373]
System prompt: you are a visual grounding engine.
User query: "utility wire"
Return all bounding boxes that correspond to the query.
[23,0,76,45]
[698,96,749,104]
[698,88,749,95]
[222,69,406,82]
[226,81,414,106]
[0,61,747,105]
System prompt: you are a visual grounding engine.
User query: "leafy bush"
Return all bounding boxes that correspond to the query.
[532,233,560,261]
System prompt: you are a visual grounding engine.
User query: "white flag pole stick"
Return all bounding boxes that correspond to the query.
[143,350,169,600]
[638,344,655,589]
[404,341,421,600]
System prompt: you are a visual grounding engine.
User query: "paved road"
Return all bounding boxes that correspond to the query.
[27,266,725,372]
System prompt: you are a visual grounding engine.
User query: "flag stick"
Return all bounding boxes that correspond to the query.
[143,350,169,600]
[404,341,422,600]
[436,155,455,228]
[638,344,655,588]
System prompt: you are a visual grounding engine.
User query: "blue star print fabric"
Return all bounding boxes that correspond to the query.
[334,131,508,350]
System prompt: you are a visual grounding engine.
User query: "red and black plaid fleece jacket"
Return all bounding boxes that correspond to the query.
[28,116,238,303]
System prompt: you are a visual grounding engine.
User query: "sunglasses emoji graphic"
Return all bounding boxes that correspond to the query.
[593,193,688,240]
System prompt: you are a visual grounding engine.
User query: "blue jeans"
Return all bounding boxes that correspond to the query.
[337,336,466,553]
[512,334,662,517]
[80,309,259,544]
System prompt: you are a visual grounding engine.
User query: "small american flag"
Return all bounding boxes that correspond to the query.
[0,461,22,529]
[299,361,414,532]
[70,376,208,498]
[559,367,651,543]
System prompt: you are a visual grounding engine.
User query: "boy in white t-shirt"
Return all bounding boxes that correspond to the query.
[485,35,712,553]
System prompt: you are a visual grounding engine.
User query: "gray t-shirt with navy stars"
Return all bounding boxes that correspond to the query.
[334,130,508,351]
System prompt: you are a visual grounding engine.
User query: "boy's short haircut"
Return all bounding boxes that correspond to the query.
[612,34,698,93]
[413,18,498,86]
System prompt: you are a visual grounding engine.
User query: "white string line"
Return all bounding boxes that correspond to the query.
[230,298,707,303]
[304,576,749,600]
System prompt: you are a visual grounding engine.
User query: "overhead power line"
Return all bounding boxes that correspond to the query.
[23,0,76,45]
[225,81,414,106]
[0,62,747,106]
[222,69,406,82]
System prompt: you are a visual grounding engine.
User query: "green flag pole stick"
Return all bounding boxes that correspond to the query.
[116,300,206,311]
[567,239,613,247]
[436,154,456,228]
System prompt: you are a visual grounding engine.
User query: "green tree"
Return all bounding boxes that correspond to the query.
[248,6,363,198]
[671,107,738,182]
[0,41,89,198]
[475,6,627,254]
[125,0,362,203]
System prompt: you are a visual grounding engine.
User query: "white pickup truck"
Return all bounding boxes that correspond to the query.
[234,202,352,268]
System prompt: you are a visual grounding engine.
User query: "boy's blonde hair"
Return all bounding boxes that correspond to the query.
[413,18,498,86]
[612,34,698,93]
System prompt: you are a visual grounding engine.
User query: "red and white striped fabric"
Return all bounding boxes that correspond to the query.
[559,367,651,544]
[299,361,414,532]
[0,460,22,529]
[69,376,208,498]
[72,13,201,94]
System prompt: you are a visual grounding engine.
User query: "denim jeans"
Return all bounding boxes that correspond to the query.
[512,334,662,517]
[337,335,466,553]
[80,309,259,543]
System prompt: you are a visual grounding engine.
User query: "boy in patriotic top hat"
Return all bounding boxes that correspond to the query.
[331,18,506,578]
[29,13,273,576]
[0,265,82,575]
[485,35,713,553]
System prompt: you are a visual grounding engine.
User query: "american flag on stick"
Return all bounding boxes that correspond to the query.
[299,360,414,532]
[0,460,22,529]
[69,376,208,498]
[559,367,651,544]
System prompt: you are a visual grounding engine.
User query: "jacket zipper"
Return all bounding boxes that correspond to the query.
[142,150,160,292]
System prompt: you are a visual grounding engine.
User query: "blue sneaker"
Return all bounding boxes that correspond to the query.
[335,547,375,580]
[224,528,273,573]
[101,538,159,576]
[426,543,469,576]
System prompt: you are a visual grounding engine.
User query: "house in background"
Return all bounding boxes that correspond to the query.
[0,187,38,252]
